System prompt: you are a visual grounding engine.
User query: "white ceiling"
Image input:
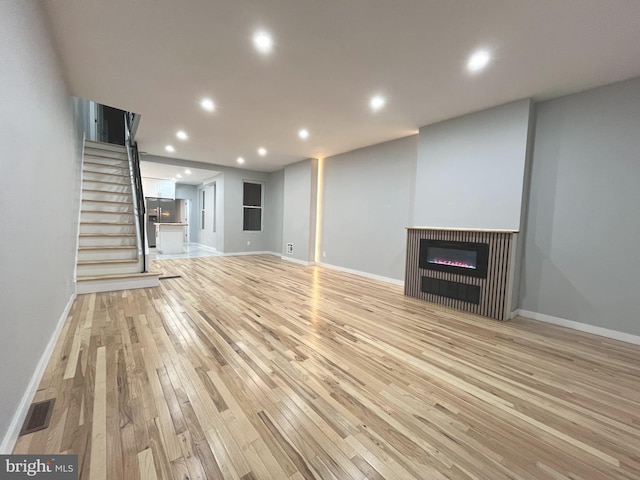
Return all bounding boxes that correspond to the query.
[139,161,220,185]
[45,0,640,172]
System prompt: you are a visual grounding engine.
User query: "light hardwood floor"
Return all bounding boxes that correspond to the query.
[14,255,640,479]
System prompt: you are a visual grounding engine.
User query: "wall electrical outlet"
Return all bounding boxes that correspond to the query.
[286,243,294,254]
[247,240,251,245]
[322,251,326,258]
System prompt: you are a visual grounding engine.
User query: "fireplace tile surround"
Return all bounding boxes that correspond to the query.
[405,227,518,321]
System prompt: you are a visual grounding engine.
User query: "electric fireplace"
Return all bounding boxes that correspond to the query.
[406,228,517,321]
[419,239,489,278]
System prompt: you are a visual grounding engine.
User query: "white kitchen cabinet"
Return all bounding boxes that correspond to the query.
[155,223,188,254]
[142,177,175,199]
[157,179,175,199]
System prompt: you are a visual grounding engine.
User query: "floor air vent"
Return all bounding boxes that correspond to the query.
[19,399,55,436]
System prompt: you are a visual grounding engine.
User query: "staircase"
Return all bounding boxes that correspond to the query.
[76,140,159,293]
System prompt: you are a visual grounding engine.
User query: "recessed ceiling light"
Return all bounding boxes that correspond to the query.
[298,128,309,140]
[370,95,386,112]
[184,169,192,174]
[237,157,245,164]
[467,50,491,73]
[253,31,273,54]
[176,130,188,140]
[165,145,175,153]
[258,147,267,156]
[200,98,215,112]
[176,174,182,178]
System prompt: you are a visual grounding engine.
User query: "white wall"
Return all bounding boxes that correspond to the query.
[0,0,82,448]
[282,159,318,263]
[320,136,417,281]
[413,99,532,230]
[520,77,640,336]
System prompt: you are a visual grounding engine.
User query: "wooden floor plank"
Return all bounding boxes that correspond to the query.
[138,448,158,480]
[12,255,640,479]
[90,346,107,480]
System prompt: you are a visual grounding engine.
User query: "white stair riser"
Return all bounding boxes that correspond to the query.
[84,142,128,155]
[83,152,129,163]
[77,262,141,277]
[84,163,130,175]
[83,181,131,194]
[80,223,136,235]
[78,249,138,262]
[81,211,134,223]
[82,191,132,202]
[83,171,130,184]
[79,236,136,247]
[84,149,128,159]
[80,202,133,214]
[77,275,159,294]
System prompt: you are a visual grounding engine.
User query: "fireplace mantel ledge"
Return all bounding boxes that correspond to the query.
[407,226,519,233]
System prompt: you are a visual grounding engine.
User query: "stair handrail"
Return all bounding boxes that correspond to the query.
[124,112,147,273]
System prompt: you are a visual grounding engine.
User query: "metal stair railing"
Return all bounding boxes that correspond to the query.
[124,112,147,273]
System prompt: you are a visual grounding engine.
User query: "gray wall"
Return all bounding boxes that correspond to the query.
[520,78,640,336]
[265,170,284,253]
[320,136,418,280]
[195,178,222,250]
[223,169,270,253]
[282,159,318,263]
[414,99,532,230]
[0,0,82,448]
[510,104,537,312]
[175,183,199,242]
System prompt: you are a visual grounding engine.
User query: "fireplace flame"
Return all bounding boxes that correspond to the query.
[428,258,476,269]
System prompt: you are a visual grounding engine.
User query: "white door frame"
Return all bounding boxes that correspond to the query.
[183,199,191,244]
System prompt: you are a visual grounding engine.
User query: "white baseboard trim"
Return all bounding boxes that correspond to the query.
[1,292,76,454]
[515,309,640,346]
[280,255,314,266]
[193,243,218,253]
[223,251,279,257]
[318,262,404,286]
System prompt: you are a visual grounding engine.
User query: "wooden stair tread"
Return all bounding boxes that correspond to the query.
[77,271,162,282]
[78,245,137,250]
[82,199,132,205]
[84,170,129,177]
[80,221,134,225]
[79,233,136,237]
[83,179,132,186]
[81,210,134,214]
[77,259,138,265]
[84,161,129,170]
[82,189,131,194]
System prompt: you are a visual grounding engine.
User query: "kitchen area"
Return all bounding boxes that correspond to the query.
[142,177,189,254]
[139,160,222,259]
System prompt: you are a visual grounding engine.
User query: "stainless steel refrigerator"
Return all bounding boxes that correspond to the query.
[146,197,177,247]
